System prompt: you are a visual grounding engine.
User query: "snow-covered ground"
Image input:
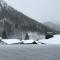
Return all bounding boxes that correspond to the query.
[2,39,20,44]
[0,34,60,45]
[1,39,38,44]
[22,40,38,44]
[40,35,60,44]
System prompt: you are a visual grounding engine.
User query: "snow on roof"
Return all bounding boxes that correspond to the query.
[2,39,20,44]
[40,35,60,44]
[22,40,35,44]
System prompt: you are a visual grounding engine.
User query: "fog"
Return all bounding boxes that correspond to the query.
[4,0,60,24]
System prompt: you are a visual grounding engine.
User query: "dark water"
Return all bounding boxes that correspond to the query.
[0,44,60,60]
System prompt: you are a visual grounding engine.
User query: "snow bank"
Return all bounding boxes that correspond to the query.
[2,35,60,45]
[22,40,38,44]
[2,39,20,44]
[40,35,60,44]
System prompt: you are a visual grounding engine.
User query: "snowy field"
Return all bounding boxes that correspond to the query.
[1,34,60,45]
[0,44,60,60]
[40,35,60,44]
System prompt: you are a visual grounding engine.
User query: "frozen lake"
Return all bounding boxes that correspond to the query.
[0,44,60,60]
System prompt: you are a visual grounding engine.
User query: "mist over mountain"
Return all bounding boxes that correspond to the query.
[44,21,60,31]
[0,0,59,39]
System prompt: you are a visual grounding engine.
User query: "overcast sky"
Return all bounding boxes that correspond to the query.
[4,0,60,24]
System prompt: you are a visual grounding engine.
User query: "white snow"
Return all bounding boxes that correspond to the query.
[40,35,60,44]
[2,39,20,44]
[22,40,37,44]
[1,35,60,45]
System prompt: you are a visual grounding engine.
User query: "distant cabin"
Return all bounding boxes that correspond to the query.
[45,32,53,39]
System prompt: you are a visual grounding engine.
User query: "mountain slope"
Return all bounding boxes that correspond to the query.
[44,21,60,31]
[0,0,59,39]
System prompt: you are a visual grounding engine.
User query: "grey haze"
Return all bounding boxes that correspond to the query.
[4,0,60,24]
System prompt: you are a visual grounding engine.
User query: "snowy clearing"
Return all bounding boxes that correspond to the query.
[22,40,38,44]
[40,35,60,44]
[2,39,20,44]
[1,35,60,45]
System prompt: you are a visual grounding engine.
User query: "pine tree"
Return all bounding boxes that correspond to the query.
[2,29,7,39]
[25,33,29,40]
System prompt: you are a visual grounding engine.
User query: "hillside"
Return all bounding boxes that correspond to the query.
[44,21,60,31]
[0,0,59,39]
